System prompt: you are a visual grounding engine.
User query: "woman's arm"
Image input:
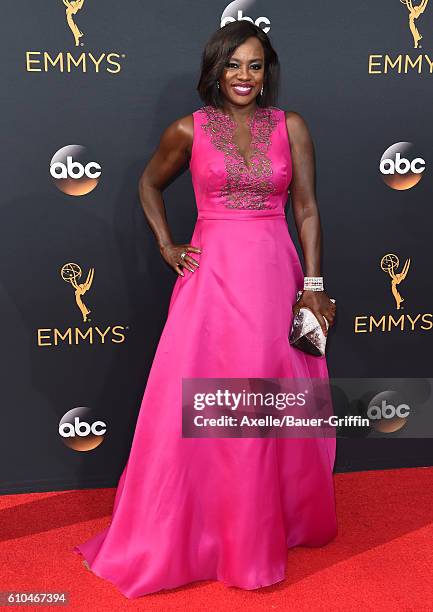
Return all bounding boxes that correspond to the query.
[138,115,201,276]
[285,111,336,335]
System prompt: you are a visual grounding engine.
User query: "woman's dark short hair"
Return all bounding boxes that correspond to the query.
[197,21,280,109]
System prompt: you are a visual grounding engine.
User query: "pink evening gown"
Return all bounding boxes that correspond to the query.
[73,105,338,598]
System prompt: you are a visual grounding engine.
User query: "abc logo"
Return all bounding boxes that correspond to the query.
[50,145,101,196]
[59,406,106,451]
[367,391,410,433]
[380,142,425,190]
[221,1,270,31]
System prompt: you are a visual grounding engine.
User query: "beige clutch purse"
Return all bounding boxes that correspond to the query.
[289,290,335,356]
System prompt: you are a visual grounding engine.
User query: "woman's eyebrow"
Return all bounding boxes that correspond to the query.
[228,57,263,62]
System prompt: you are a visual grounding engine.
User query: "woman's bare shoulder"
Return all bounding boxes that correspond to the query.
[282,110,313,145]
[283,110,310,132]
[156,113,194,157]
[162,113,193,143]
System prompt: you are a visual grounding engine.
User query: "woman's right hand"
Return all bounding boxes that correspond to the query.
[159,243,202,276]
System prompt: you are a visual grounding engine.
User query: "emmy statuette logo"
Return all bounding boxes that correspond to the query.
[36,263,129,347]
[380,253,411,310]
[401,0,429,49]
[354,252,432,334]
[63,0,85,47]
[61,262,94,323]
[25,1,125,74]
[368,1,432,74]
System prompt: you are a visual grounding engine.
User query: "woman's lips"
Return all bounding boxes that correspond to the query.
[232,84,254,96]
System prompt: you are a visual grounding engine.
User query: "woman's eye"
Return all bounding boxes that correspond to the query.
[226,63,262,70]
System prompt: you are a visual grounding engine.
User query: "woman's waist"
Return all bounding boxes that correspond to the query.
[197,208,286,221]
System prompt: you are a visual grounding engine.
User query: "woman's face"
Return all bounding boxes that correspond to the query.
[219,36,265,106]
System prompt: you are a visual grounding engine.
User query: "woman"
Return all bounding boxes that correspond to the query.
[73,20,337,598]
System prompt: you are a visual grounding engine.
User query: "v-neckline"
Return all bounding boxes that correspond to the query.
[218,106,260,171]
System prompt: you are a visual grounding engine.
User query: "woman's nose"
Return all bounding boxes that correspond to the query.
[238,66,251,79]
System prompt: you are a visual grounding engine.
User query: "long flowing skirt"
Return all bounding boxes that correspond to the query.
[73,217,337,598]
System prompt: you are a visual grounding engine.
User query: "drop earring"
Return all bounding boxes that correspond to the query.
[217,81,220,89]
[260,84,264,96]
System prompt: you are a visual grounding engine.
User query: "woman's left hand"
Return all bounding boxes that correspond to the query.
[292,290,336,336]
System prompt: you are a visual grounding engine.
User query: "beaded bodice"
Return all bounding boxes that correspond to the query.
[189,105,292,218]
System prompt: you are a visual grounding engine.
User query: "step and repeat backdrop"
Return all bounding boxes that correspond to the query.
[1,1,432,493]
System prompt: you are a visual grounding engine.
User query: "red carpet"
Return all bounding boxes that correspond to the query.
[1,467,432,611]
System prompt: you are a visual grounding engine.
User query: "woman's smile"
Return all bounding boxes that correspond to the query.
[232,84,255,96]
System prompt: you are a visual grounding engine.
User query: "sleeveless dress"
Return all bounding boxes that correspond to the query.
[73,105,338,598]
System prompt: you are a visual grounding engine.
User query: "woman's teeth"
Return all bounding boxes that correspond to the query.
[233,85,253,95]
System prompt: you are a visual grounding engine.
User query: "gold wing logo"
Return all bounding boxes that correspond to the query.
[400,0,429,49]
[380,253,411,310]
[61,262,94,322]
[63,0,86,47]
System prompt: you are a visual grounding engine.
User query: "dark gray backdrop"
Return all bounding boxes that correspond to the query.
[1,1,432,494]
